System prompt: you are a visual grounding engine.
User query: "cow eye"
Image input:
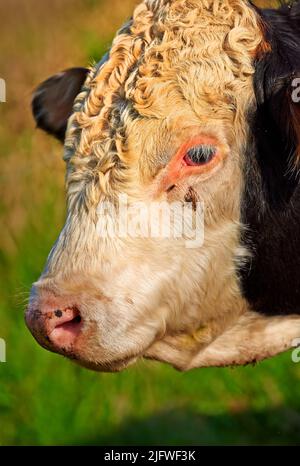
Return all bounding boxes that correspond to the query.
[184,145,217,166]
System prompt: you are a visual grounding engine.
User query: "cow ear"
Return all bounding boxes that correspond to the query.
[32,67,89,143]
[254,5,300,165]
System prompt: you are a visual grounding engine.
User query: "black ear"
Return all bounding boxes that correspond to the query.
[254,4,300,163]
[32,67,89,143]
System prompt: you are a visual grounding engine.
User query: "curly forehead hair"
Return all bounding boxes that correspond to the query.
[64,0,264,203]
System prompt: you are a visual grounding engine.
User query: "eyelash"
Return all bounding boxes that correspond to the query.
[184,145,217,166]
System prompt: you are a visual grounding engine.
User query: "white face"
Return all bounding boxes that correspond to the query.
[26,0,265,371]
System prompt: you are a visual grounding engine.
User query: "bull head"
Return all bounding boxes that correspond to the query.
[26,0,300,372]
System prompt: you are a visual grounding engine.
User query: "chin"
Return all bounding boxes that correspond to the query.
[74,355,139,373]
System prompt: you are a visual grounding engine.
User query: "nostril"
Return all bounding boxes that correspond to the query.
[25,305,83,351]
[55,313,82,330]
[49,308,83,349]
[73,315,82,324]
[53,309,81,323]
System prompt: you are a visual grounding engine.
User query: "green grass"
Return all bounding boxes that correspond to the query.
[1,0,300,447]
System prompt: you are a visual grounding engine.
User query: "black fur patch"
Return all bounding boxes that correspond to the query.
[241,1,300,315]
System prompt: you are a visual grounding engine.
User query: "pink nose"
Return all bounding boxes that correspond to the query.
[25,306,82,353]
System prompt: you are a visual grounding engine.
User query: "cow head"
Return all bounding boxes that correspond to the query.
[26,0,300,372]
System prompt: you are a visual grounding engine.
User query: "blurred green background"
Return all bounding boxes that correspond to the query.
[1,0,300,446]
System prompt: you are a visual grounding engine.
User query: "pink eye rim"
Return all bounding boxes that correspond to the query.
[157,134,226,195]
